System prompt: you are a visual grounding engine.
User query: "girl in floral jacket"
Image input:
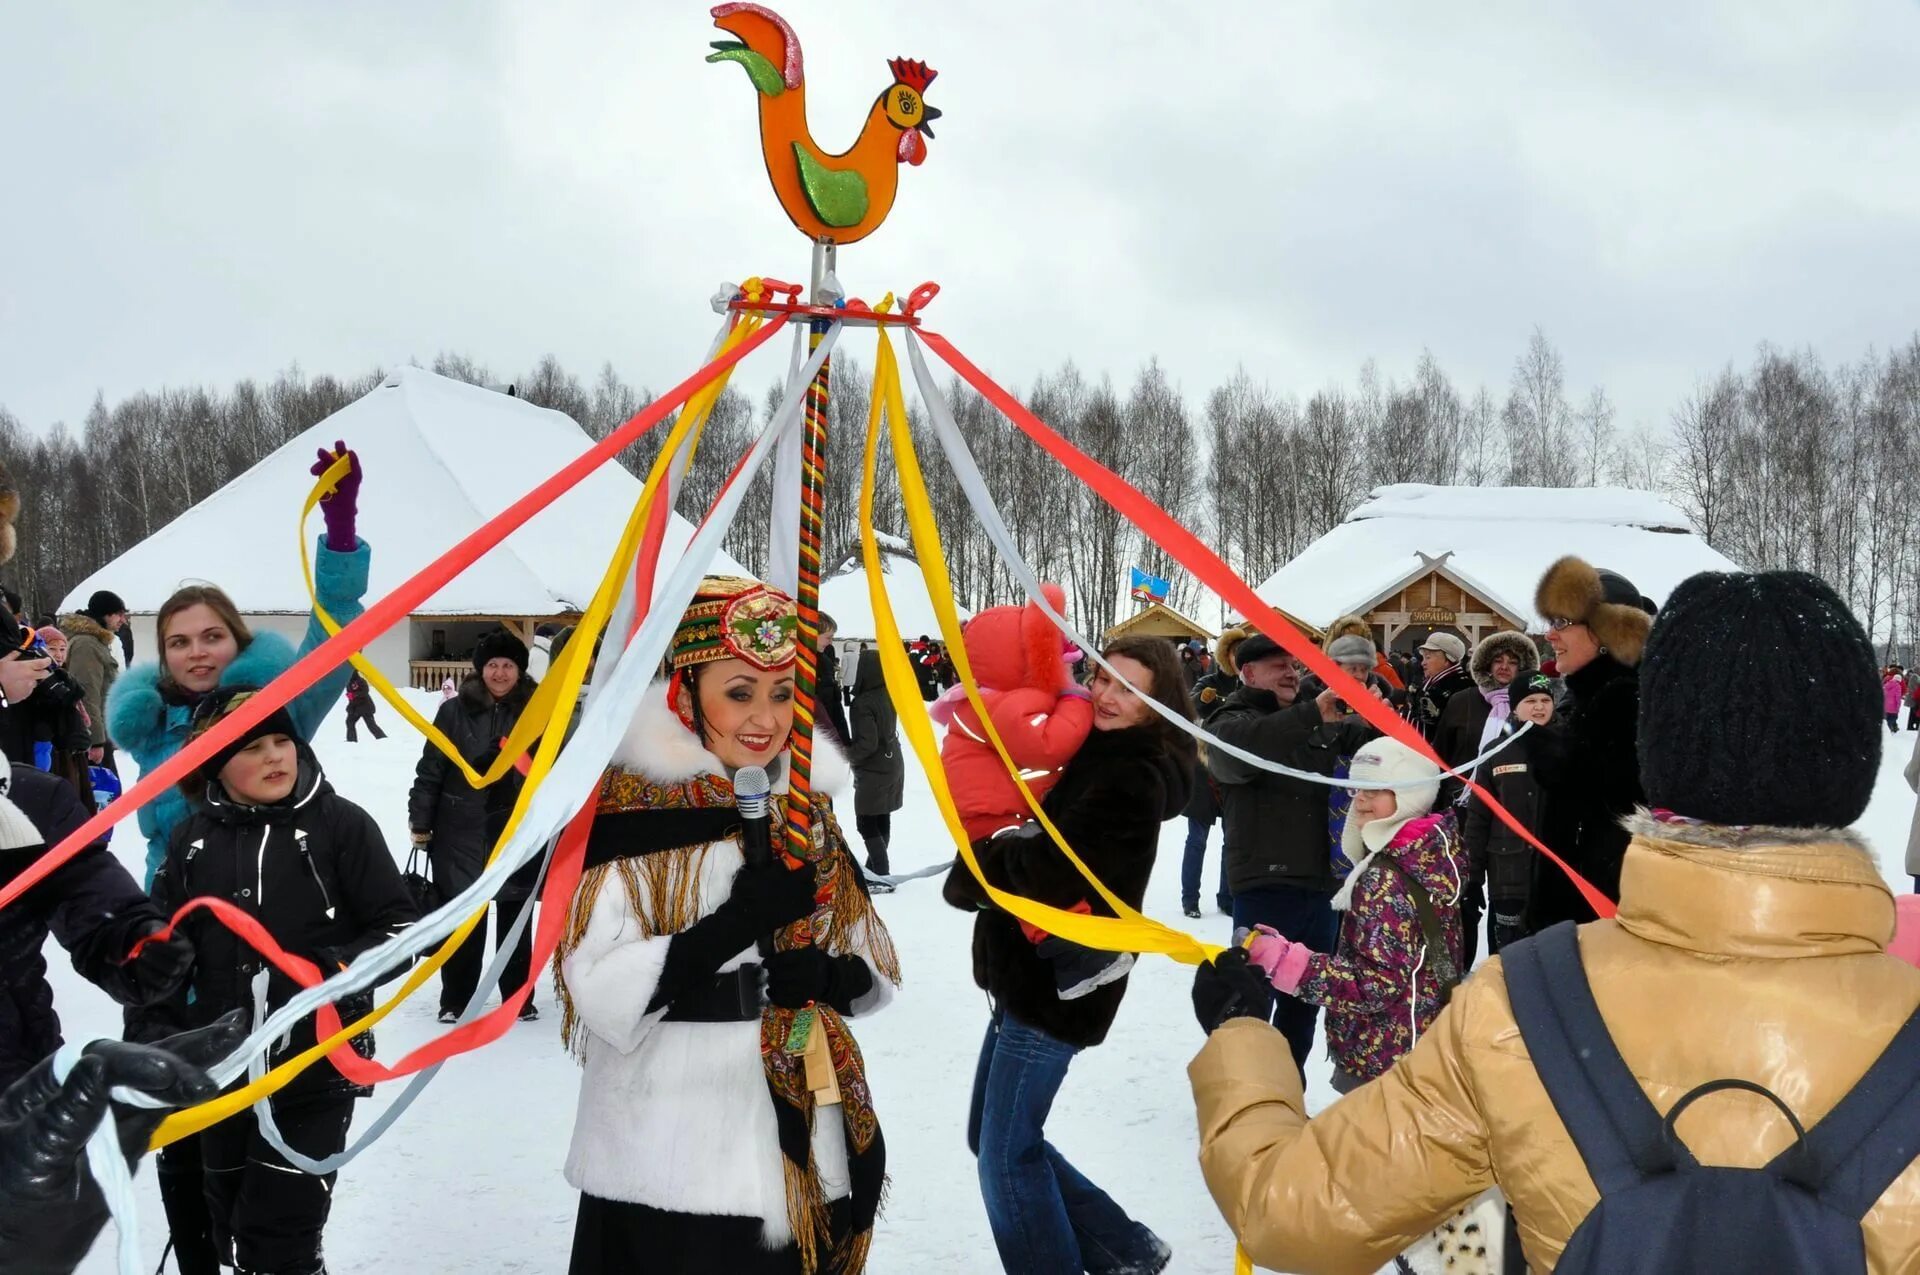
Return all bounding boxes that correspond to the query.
[1244,736,1464,1091]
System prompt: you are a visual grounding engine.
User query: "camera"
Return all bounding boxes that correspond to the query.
[1,602,84,711]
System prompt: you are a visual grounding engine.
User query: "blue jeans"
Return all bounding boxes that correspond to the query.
[1231,883,1339,1076]
[967,1010,1164,1274]
[1179,818,1231,912]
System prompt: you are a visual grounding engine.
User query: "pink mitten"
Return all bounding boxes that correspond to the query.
[1241,924,1312,995]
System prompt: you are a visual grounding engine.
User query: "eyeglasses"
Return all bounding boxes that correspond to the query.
[1544,617,1584,633]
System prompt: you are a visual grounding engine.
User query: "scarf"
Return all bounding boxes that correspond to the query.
[1451,686,1512,805]
[556,767,901,1274]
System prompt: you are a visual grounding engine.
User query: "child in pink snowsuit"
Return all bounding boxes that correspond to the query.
[933,583,1126,998]
[1243,736,1465,1091]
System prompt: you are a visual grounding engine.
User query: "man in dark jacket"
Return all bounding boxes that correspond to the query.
[0,755,193,1089]
[1408,632,1472,744]
[408,629,541,1023]
[1206,634,1373,1073]
[814,615,853,746]
[1181,630,1244,919]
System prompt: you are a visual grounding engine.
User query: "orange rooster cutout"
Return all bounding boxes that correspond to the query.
[708,3,940,245]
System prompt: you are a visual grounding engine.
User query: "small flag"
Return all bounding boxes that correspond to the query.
[1129,566,1170,604]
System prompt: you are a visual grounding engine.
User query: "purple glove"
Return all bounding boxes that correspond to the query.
[310,439,362,552]
[1241,924,1313,995]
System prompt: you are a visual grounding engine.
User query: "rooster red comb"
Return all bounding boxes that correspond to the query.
[888,57,936,92]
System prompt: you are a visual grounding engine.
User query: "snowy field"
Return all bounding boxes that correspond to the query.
[55,694,1920,1274]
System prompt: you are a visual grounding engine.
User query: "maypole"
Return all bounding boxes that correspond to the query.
[705,0,943,1123]
[783,239,837,875]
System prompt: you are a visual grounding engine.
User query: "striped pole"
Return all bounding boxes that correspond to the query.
[784,241,836,873]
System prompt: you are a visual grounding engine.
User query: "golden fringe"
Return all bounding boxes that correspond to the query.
[815,804,901,987]
[783,1153,830,1275]
[835,1228,873,1275]
[553,842,714,1060]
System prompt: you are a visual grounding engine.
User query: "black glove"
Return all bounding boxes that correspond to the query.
[122,922,195,1006]
[0,1009,244,1275]
[646,864,817,1013]
[763,948,874,1013]
[1191,947,1275,1034]
[723,862,819,937]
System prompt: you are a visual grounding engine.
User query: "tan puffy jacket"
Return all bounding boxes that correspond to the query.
[1189,816,1920,1274]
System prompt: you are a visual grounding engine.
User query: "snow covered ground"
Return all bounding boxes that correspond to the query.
[55,698,1920,1274]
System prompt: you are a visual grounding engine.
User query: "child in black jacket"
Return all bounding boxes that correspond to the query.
[138,687,417,1275]
[1462,672,1557,957]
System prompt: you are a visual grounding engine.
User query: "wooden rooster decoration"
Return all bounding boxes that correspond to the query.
[708,2,940,245]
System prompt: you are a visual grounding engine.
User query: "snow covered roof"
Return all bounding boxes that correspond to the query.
[62,368,744,616]
[819,544,970,642]
[1256,483,1741,628]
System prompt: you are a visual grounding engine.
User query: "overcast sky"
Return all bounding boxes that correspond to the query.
[5,1,1918,437]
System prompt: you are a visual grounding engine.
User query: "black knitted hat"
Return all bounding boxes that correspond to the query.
[473,627,530,673]
[1639,570,1881,828]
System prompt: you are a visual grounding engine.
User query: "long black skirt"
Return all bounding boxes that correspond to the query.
[568,1194,852,1275]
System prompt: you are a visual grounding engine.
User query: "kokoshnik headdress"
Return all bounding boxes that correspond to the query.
[670,576,800,672]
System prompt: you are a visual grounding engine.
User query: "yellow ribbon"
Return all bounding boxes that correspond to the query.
[862,326,1220,964]
[152,303,765,1145]
[861,330,1254,1275]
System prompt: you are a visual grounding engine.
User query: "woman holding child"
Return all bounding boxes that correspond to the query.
[942,633,1193,1275]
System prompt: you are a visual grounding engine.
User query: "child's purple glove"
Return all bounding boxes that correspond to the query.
[309,439,362,552]
[1240,924,1312,995]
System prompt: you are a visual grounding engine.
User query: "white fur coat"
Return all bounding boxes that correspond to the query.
[561,683,891,1246]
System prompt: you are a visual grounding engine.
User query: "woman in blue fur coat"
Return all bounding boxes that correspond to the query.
[107,444,373,893]
[102,441,372,1275]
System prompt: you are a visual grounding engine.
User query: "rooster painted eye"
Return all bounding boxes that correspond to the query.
[884,85,923,129]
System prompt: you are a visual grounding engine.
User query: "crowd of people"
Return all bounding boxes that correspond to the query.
[6,434,1920,1275]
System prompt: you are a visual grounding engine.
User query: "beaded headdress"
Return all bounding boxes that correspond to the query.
[669,576,799,672]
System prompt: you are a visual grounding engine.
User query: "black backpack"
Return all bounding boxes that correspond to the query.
[1504,922,1920,1273]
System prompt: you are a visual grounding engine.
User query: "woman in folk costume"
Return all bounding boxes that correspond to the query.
[557,577,902,1275]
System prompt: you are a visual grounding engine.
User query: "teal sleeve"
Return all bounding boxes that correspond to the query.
[287,535,373,741]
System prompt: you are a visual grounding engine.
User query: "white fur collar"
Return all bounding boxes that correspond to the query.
[611,680,849,798]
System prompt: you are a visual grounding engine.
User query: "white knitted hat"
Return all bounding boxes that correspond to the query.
[1333,737,1443,910]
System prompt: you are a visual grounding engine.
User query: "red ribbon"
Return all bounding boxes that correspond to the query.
[0,313,789,918]
[917,328,1616,921]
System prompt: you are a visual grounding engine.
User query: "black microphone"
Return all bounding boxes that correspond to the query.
[734,765,774,870]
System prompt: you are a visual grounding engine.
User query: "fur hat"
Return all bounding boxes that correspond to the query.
[1322,614,1372,648]
[1214,624,1255,676]
[1639,570,1881,829]
[1535,555,1654,668]
[1333,738,1443,910]
[0,459,17,567]
[1469,630,1540,692]
[1326,633,1377,666]
[473,627,532,674]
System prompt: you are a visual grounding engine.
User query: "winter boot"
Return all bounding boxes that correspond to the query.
[1035,935,1136,1001]
[863,835,895,894]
